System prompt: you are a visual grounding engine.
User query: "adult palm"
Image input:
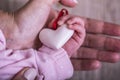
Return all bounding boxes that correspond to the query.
[71,18,120,70]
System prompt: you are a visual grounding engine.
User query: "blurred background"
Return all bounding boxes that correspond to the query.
[0,0,120,80]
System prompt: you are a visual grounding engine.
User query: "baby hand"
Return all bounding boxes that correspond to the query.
[58,15,86,57]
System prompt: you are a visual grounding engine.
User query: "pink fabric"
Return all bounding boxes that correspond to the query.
[0,30,6,50]
[0,30,73,80]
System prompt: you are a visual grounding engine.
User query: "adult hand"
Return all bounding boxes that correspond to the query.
[71,18,120,71]
[0,0,78,50]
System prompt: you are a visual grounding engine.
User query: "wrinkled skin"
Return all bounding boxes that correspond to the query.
[0,0,77,50]
[72,19,120,70]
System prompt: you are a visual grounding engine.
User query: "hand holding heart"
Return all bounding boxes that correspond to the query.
[39,24,74,49]
[60,15,86,57]
[39,15,86,57]
[39,9,74,50]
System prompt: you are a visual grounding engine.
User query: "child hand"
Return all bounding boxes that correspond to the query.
[58,15,86,57]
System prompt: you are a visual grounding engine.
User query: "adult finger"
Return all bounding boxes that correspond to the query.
[72,47,120,63]
[83,33,120,52]
[71,59,101,71]
[59,0,78,7]
[85,18,120,36]
[12,67,37,80]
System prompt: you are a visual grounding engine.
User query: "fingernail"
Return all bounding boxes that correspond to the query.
[24,68,37,80]
[72,0,78,3]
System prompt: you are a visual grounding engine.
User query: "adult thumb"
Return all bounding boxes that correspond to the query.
[59,0,78,7]
[12,67,37,80]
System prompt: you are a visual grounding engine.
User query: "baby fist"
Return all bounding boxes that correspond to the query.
[59,16,86,57]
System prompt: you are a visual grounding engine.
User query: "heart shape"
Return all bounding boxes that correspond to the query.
[39,24,74,49]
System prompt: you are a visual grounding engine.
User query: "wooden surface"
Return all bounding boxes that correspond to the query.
[0,0,120,80]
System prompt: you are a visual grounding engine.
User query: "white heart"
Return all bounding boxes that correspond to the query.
[39,24,74,49]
